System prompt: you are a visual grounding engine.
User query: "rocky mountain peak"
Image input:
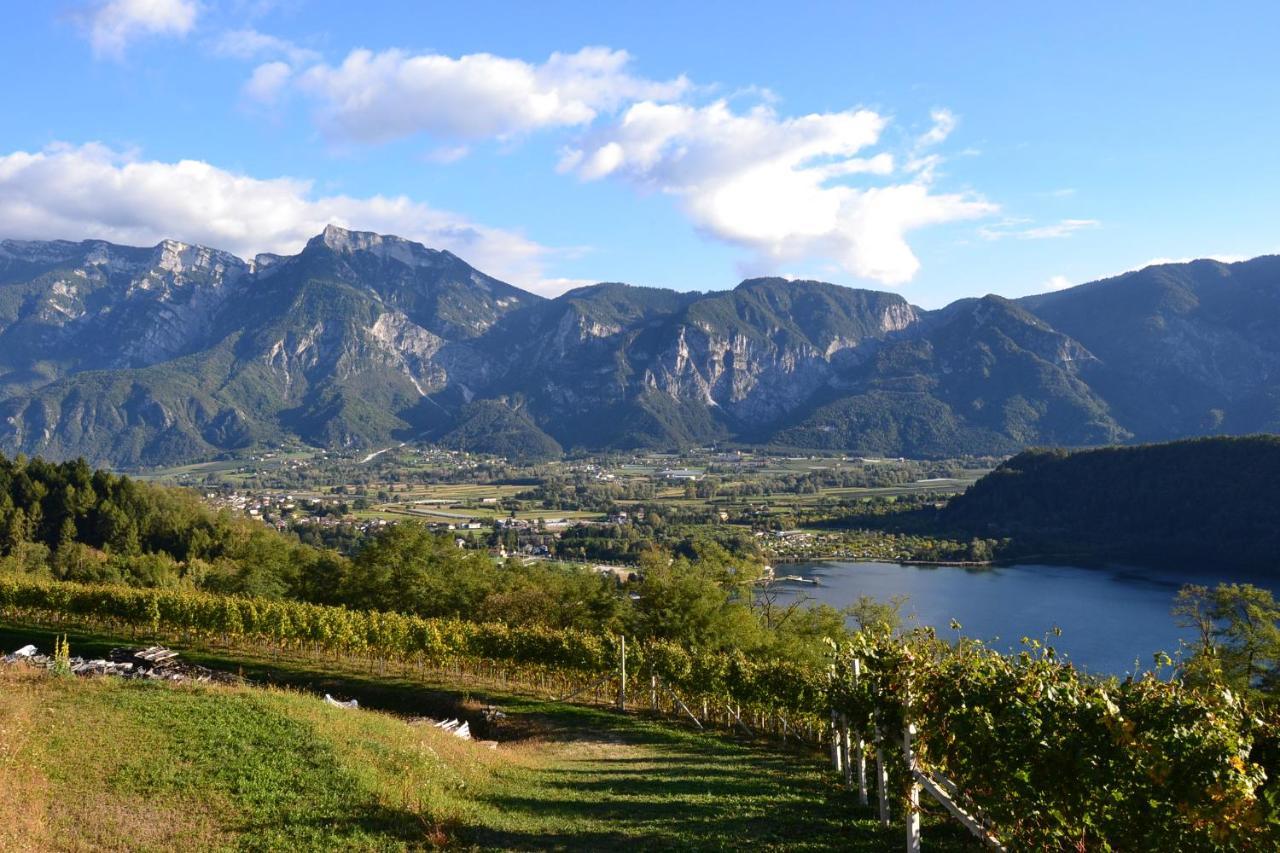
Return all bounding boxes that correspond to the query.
[149,239,246,280]
[312,224,443,268]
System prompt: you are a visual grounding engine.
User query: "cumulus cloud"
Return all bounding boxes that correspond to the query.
[291,46,690,142]
[979,218,1100,240]
[0,143,562,291]
[226,40,994,284]
[560,100,994,284]
[83,0,198,59]
[1042,274,1073,292]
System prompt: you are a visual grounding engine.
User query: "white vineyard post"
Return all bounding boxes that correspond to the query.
[853,657,868,806]
[651,674,658,712]
[904,720,922,853]
[875,725,891,827]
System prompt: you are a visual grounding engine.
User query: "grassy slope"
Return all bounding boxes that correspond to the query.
[0,624,975,852]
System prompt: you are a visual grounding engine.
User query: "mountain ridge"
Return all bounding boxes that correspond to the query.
[2,224,1278,465]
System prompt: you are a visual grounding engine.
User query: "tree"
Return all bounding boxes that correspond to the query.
[1212,583,1280,692]
[2,507,28,554]
[627,549,762,651]
[847,594,904,633]
[343,522,494,616]
[1175,582,1280,694]
[1173,584,1221,684]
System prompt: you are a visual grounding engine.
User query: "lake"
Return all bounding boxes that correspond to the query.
[772,560,1278,675]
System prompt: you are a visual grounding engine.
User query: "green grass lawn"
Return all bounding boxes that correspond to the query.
[0,623,977,851]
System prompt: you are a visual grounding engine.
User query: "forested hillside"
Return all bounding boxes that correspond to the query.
[0,453,843,664]
[941,435,1280,567]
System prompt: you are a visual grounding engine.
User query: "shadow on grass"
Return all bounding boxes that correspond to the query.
[0,621,979,851]
[0,620,779,750]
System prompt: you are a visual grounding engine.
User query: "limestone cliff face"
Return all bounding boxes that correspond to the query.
[642,323,868,423]
[483,278,925,443]
[631,284,923,425]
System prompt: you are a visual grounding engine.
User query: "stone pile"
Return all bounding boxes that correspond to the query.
[2,643,241,685]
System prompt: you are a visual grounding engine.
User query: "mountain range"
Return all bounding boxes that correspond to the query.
[1,224,1278,467]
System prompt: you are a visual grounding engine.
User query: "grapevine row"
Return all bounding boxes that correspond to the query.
[0,576,823,725]
[829,628,1279,849]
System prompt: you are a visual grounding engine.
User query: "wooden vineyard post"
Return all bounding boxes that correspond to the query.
[904,721,921,853]
[853,658,868,806]
[618,635,626,711]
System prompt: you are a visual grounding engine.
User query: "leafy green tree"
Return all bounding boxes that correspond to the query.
[847,594,904,633]
[343,523,494,616]
[628,549,762,650]
[2,506,28,554]
[1175,583,1280,694]
[0,541,51,577]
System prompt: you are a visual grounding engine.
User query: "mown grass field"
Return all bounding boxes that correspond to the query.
[0,624,976,851]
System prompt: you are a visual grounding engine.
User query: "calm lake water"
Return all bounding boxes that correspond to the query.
[773,561,1279,675]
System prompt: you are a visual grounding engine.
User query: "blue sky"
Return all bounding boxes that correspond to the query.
[2,1,1277,306]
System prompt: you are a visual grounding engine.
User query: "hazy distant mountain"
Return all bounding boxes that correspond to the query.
[1,225,1277,465]
[1019,256,1280,440]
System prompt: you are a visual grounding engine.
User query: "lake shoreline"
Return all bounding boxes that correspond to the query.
[773,551,1164,571]
[765,558,1279,674]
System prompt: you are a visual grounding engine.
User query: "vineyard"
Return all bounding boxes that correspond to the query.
[3,574,1278,849]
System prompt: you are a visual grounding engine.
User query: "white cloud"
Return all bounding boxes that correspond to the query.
[0,143,556,290]
[233,42,994,285]
[292,46,690,143]
[561,100,994,284]
[424,145,471,165]
[84,0,198,59]
[244,61,293,103]
[915,108,957,149]
[1042,274,1073,292]
[1139,254,1248,268]
[211,29,320,106]
[528,277,597,297]
[209,27,320,66]
[980,218,1100,240]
